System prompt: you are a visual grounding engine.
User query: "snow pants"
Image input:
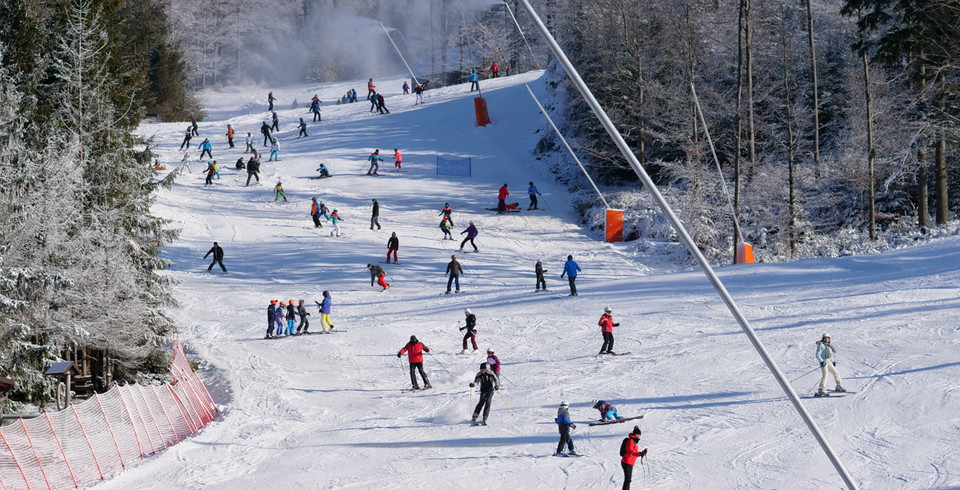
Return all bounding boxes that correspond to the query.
[370,216,380,230]
[299,127,307,138]
[274,190,287,201]
[227,137,234,148]
[368,160,379,174]
[621,462,634,490]
[377,273,389,288]
[462,330,477,350]
[557,431,574,454]
[208,257,226,272]
[200,149,212,159]
[470,81,479,91]
[600,331,614,354]
[312,214,323,228]
[387,247,398,262]
[246,142,254,153]
[246,172,259,186]
[320,313,334,332]
[460,237,477,251]
[286,319,295,336]
[269,149,279,161]
[446,274,460,293]
[819,363,843,391]
[536,273,546,290]
[275,319,284,336]
[473,391,493,422]
[529,194,538,209]
[297,315,309,334]
[331,222,340,236]
[409,362,429,388]
[567,276,578,295]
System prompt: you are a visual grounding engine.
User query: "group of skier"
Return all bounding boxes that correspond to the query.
[263,291,336,338]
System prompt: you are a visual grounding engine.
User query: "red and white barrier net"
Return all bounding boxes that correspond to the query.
[0,338,218,489]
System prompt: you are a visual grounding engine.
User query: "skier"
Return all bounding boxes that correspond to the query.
[387,232,399,263]
[459,221,479,252]
[486,348,501,379]
[213,160,220,179]
[560,255,581,296]
[367,78,375,100]
[369,91,379,112]
[368,263,389,290]
[439,216,453,240]
[445,254,463,294]
[245,155,260,186]
[490,62,500,78]
[328,209,343,236]
[619,426,647,490]
[296,299,310,335]
[269,137,280,161]
[316,290,336,333]
[527,181,542,210]
[190,116,199,136]
[535,259,548,291]
[367,149,382,175]
[414,80,429,105]
[318,200,330,220]
[198,138,213,159]
[274,180,288,202]
[265,299,278,338]
[316,163,331,178]
[285,299,297,336]
[469,363,499,425]
[179,128,192,150]
[310,98,322,121]
[245,132,254,153]
[592,400,623,422]
[393,148,402,171]
[310,197,323,228]
[225,124,235,148]
[438,203,454,226]
[270,111,279,132]
[298,118,308,138]
[267,91,275,111]
[203,161,215,186]
[398,336,432,390]
[402,80,409,94]
[815,334,846,397]
[260,121,271,146]
[497,183,509,213]
[275,301,286,336]
[376,93,390,114]
[555,401,577,456]
[370,199,381,230]
[204,242,227,273]
[459,308,478,353]
[180,152,192,173]
[469,68,480,92]
[598,307,620,355]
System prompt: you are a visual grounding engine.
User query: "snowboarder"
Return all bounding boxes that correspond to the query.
[555,401,577,456]
[490,62,500,78]
[203,161,216,186]
[561,255,581,296]
[460,308,478,353]
[285,300,297,336]
[265,299,278,338]
[402,80,409,94]
[438,203,454,226]
[469,363,499,425]
[445,254,463,294]
[316,290,336,333]
[439,216,453,240]
[367,78,375,100]
[316,163,331,177]
[593,400,623,422]
[469,69,480,92]
[245,132,254,153]
[225,124,235,148]
[598,307,620,355]
[180,152,192,173]
[267,91,275,111]
[298,118,308,138]
[268,137,280,161]
[198,138,213,159]
[275,301,286,336]
[414,80,429,105]
[368,263,389,290]
[370,199,381,230]
[296,299,310,334]
[367,149,382,175]
[376,93,390,114]
[274,180,288,202]
[527,181,542,210]
[190,116,199,136]
[815,334,846,397]
[310,197,323,228]
[486,348,501,379]
[619,426,647,490]
[328,209,343,236]
[397,335,431,390]
[387,232,399,263]
[497,183,509,213]
[459,222,479,252]
[179,128,192,150]
[204,242,227,273]
[245,155,260,186]
[260,121,271,146]
[270,111,279,132]
[393,148,402,171]
[535,260,548,291]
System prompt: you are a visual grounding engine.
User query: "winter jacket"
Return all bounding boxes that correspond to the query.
[596,402,616,419]
[274,182,284,193]
[387,235,399,249]
[372,201,380,217]
[286,303,296,320]
[472,370,499,392]
[328,212,341,225]
[620,434,645,465]
[440,219,452,231]
[394,150,402,162]
[463,313,477,332]
[598,313,618,333]
[320,294,332,314]
[226,127,234,138]
[402,82,409,91]
[561,259,581,278]
[469,71,479,82]
[267,304,276,323]
[439,206,452,218]
[816,340,836,365]
[368,80,375,91]
[536,262,546,277]
[369,152,382,163]
[199,140,212,150]
[297,304,308,319]
[461,224,478,239]
[311,201,320,215]
[528,184,540,196]
[271,140,280,151]
[491,63,499,73]
[556,406,573,434]
[245,135,252,145]
[261,122,271,135]
[204,245,224,260]
[275,308,285,324]
[272,112,279,123]
[446,259,463,276]
[399,340,429,364]
[498,185,509,200]
[486,354,500,373]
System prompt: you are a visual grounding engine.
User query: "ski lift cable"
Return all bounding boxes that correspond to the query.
[503,1,541,69]
[379,21,420,87]
[691,82,743,243]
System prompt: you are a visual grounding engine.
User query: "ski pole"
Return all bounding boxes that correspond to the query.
[499,373,517,387]
[496,388,515,415]
[428,351,454,377]
[540,195,549,210]
[469,387,473,418]
[790,366,819,384]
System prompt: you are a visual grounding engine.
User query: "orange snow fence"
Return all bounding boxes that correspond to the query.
[474,97,491,127]
[605,209,624,243]
[736,242,755,264]
[0,338,217,489]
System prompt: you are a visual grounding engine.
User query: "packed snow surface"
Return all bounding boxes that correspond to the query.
[110,72,960,489]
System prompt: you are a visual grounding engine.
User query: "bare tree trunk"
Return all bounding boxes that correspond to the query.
[862,48,876,240]
[936,129,948,224]
[783,23,797,256]
[733,0,745,263]
[805,0,820,179]
[918,140,929,228]
[745,0,756,177]
[687,6,698,145]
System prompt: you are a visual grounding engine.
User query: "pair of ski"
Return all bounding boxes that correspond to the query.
[401,386,433,394]
[587,415,644,427]
[803,390,856,399]
[554,452,583,457]
[598,352,632,357]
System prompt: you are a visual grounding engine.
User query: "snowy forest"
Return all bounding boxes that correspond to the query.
[3,0,960,405]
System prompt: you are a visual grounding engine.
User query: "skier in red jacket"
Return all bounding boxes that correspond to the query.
[619,426,647,490]
[397,335,432,390]
[598,306,620,355]
[497,183,509,213]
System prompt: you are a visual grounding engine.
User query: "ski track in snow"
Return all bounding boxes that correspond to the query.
[98,72,960,489]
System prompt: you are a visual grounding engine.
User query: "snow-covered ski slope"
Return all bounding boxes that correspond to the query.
[115,71,960,489]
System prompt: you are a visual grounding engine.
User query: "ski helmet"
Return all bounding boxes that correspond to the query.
[270,299,277,304]
[279,301,285,306]
[559,401,568,407]
[410,335,417,342]
[822,333,830,339]
[479,363,487,370]
[487,348,493,354]
[604,307,612,313]
[592,400,602,409]
[464,308,471,314]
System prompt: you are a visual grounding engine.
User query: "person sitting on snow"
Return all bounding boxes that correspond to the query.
[593,400,623,422]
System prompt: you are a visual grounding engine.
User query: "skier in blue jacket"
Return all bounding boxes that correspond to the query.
[815,334,845,397]
[198,138,213,159]
[560,255,581,296]
[528,181,542,210]
[469,69,480,92]
[555,401,577,456]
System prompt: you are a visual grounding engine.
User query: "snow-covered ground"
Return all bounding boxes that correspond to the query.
[111,72,960,489]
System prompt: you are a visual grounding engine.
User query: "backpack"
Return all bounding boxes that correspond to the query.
[619,437,629,457]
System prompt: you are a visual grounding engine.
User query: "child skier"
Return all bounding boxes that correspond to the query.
[486,348,501,379]
[296,299,310,335]
[528,181,542,210]
[275,301,286,336]
[310,197,323,228]
[270,111,279,132]
[439,216,453,240]
[367,149,382,175]
[180,152,192,173]
[368,263,389,290]
[225,124,235,148]
[298,118,308,138]
[245,132,254,153]
[402,80,409,94]
[265,299,278,339]
[285,300,297,336]
[593,400,623,422]
[561,254,581,296]
[269,137,280,161]
[274,181,288,202]
[316,163,331,178]
[598,306,619,355]
[460,308,478,353]
[393,148,402,171]
[328,209,342,236]
[397,335,431,390]
[555,401,577,456]
[179,128,192,151]
[469,363,499,425]
[535,260,548,291]
[204,161,215,186]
